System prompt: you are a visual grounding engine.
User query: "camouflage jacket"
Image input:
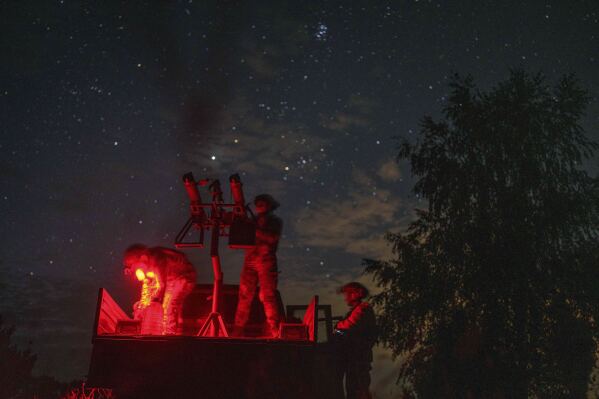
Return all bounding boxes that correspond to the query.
[245,213,283,262]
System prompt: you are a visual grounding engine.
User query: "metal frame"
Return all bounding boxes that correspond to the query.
[177,174,250,338]
[174,217,205,248]
[285,303,334,341]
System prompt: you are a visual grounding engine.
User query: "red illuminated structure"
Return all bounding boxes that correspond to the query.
[87,172,345,398]
[88,286,342,398]
[175,173,256,337]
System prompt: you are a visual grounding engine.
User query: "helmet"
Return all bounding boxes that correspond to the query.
[338,282,369,299]
[254,194,280,210]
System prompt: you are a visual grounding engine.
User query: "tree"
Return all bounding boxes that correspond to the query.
[0,315,37,399]
[0,315,68,399]
[365,70,599,398]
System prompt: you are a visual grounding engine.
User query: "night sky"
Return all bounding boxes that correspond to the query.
[2,1,598,397]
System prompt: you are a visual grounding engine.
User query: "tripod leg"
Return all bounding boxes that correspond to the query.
[197,315,213,336]
[217,314,229,337]
[197,312,228,337]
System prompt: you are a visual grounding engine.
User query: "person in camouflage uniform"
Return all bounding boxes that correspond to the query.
[335,282,377,399]
[123,244,197,335]
[233,194,283,338]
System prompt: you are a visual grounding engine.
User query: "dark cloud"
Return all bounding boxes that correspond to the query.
[294,168,413,259]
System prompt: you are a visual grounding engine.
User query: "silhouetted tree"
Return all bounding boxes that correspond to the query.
[365,70,599,398]
[0,315,37,398]
[0,315,68,399]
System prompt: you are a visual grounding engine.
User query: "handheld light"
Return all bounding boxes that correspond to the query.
[135,269,145,281]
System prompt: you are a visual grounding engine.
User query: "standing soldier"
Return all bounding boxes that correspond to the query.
[233,194,283,338]
[335,282,377,399]
[123,244,197,335]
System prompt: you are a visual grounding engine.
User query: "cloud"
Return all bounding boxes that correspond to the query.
[347,94,377,114]
[377,159,402,182]
[182,96,329,185]
[321,112,369,132]
[294,190,412,259]
[320,94,378,132]
[244,53,277,79]
[292,163,416,259]
[352,168,376,187]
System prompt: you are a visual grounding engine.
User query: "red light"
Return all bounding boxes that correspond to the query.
[138,270,161,309]
[135,268,145,281]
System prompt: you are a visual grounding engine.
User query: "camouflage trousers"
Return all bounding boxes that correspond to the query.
[234,257,281,336]
[162,279,194,335]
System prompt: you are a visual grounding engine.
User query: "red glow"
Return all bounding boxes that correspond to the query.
[131,269,164,334]
[133,269,162,322]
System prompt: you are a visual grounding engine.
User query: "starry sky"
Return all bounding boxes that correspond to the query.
[1,1,598,397]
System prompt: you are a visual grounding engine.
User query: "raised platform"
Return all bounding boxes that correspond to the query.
[88,287,343,398]
[88,335,343,399]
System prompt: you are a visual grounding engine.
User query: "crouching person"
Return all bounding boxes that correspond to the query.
[123,244,197,335]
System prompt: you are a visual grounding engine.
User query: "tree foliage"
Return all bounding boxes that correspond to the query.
[0,315,68,399]
[365,70,599,398]
[0,315,37,398]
